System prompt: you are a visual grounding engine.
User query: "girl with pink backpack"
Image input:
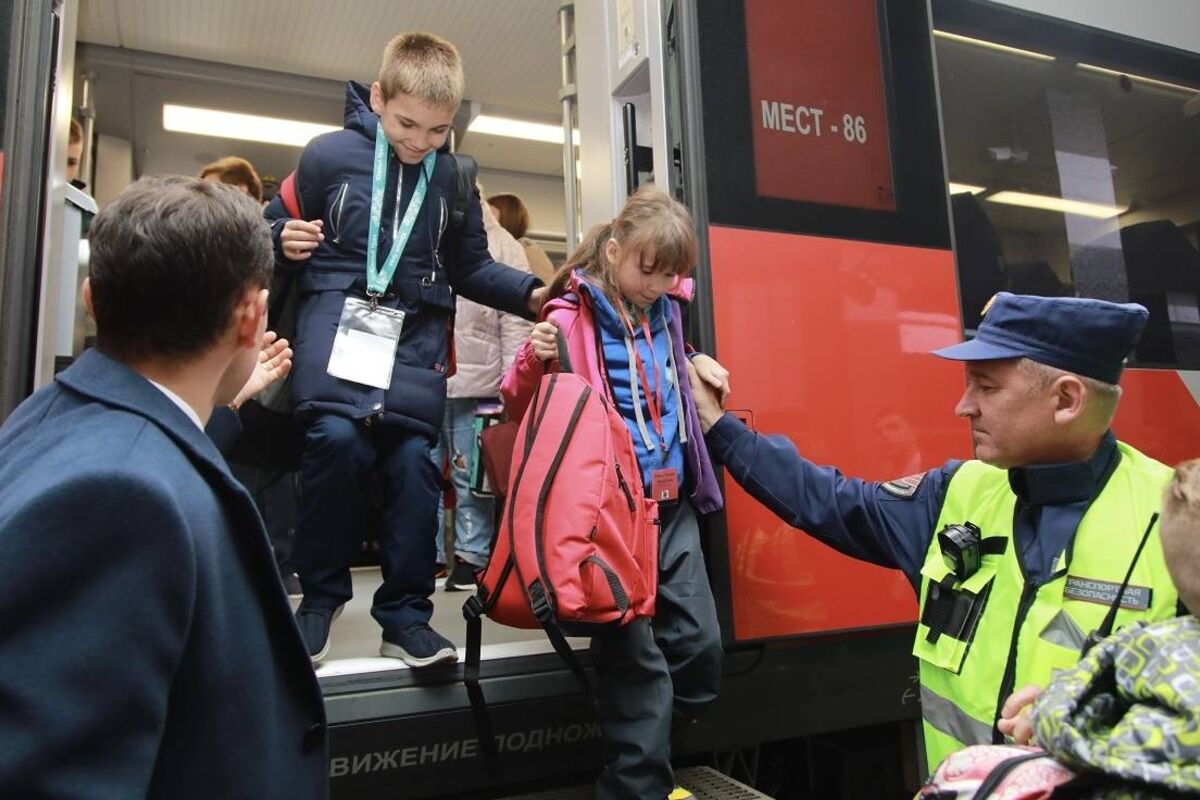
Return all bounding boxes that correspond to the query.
[501,187,729,799]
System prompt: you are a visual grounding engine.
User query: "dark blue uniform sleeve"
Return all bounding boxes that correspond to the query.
[705,413,961,587]
[448,188,540,319]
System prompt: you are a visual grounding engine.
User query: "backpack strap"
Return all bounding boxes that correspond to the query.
[447,153,477,232]
[461,595,501,774]
[279,171,302,219]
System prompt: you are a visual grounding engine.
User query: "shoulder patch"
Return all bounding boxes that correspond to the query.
[881,473,925,499]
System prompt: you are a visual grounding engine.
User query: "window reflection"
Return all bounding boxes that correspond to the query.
[937,27,1200,368]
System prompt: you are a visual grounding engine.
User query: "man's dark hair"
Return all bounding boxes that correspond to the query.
[88,175,273,362]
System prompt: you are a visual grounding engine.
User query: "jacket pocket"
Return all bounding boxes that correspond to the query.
[912,559,997,676]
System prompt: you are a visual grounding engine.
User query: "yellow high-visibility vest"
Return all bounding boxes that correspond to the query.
[914,442,1177,772]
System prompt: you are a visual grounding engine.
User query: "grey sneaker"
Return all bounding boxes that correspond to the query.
[295,603,343,665]
[380,623,458,668]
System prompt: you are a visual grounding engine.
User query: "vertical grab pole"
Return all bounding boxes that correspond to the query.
[559,3,579,250]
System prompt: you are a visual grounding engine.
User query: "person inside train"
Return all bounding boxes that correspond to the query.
[199,155,264,203]
[432,187,534,591]
[201,156,305,597]
[488,192,557,286]
[265,31,546,668]
[66,117,85,188]
[0,176,327,798]
[503,187,731,800]
[687,291,1182,773]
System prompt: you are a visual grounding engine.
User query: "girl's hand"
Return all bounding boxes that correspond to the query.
[997,684,1041,745]
[531,320,560,362]
[689,353,731,404]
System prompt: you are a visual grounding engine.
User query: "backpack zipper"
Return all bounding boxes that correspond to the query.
[614,461,636,511]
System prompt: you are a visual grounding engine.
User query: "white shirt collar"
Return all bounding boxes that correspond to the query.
[146,378,205,430]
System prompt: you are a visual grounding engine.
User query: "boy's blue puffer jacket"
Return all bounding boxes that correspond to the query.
[264,81,538,438]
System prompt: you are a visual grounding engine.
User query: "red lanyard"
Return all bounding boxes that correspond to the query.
[617,302,666,450]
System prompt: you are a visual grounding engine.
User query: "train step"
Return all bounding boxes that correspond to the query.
[499,766,772,799]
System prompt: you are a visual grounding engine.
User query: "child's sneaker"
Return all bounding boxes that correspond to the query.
[444,558,478,592]
[294,603,343,665]
[380,623,458,668]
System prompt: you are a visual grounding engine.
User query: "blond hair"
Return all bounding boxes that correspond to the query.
[377,32,465,109]
[547,187,697,303]
[1162,459,1200,614]
[199,156,263,202]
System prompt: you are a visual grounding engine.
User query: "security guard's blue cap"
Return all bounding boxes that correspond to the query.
[932,292,1149,384]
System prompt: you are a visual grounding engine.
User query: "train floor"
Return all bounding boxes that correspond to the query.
[297,567,587,678]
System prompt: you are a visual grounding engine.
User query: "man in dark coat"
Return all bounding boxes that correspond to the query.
[0,176,328,798]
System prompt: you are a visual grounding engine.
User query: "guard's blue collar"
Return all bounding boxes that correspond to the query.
[1007,431,1119,507]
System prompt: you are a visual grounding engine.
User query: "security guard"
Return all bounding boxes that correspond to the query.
[688,293,1180,772]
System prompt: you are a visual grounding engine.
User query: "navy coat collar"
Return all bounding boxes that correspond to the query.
[56,349,229,474]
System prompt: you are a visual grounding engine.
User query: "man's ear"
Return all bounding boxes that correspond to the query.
[81,277,95,320]
[1052,374,1087,425]
[234,287,269,350]
[369,82,384,116]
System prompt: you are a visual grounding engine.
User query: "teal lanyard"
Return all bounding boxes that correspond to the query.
[366,123,436,299]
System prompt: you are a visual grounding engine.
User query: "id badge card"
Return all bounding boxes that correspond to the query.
[651,468,679,503]
[326,297,405,390]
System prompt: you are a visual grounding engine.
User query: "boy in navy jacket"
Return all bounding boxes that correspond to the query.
[265,32,546,666]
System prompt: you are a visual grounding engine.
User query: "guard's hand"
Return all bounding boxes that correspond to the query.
[281,219,324,261]
[528,285,549,315]
[689,353,731,405]
[530,320,559,362]
[997,684,1041,745]
[687,360,725,434]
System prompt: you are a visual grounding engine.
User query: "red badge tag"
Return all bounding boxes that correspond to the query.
[651,468,679,502]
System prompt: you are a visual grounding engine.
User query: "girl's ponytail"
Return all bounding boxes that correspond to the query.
[546,221,613,301]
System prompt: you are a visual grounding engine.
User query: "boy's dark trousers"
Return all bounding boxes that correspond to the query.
[590,498,723,800]
[293,412,441,637]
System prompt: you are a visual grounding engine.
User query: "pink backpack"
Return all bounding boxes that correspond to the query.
[919,745,1078,799]
[462,343,659,768]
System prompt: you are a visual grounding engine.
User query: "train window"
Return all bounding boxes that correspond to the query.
[935,7,1200,368]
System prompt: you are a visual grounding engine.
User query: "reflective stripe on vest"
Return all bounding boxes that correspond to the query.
[914,442,1177,773]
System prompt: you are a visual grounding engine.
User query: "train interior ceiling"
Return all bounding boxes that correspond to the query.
[75,0,570,260]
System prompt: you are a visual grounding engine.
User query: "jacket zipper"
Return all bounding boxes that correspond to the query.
[429,196,447,282]
[991,580,1038,743]
[330,181,349,244]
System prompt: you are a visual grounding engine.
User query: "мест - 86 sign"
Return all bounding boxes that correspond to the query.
[745,0,897,211]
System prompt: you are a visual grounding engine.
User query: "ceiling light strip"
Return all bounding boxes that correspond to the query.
[162,104,339,148]
[986,190,1127,219]
[1077,63,1200,95]
[933,30,1055,62]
